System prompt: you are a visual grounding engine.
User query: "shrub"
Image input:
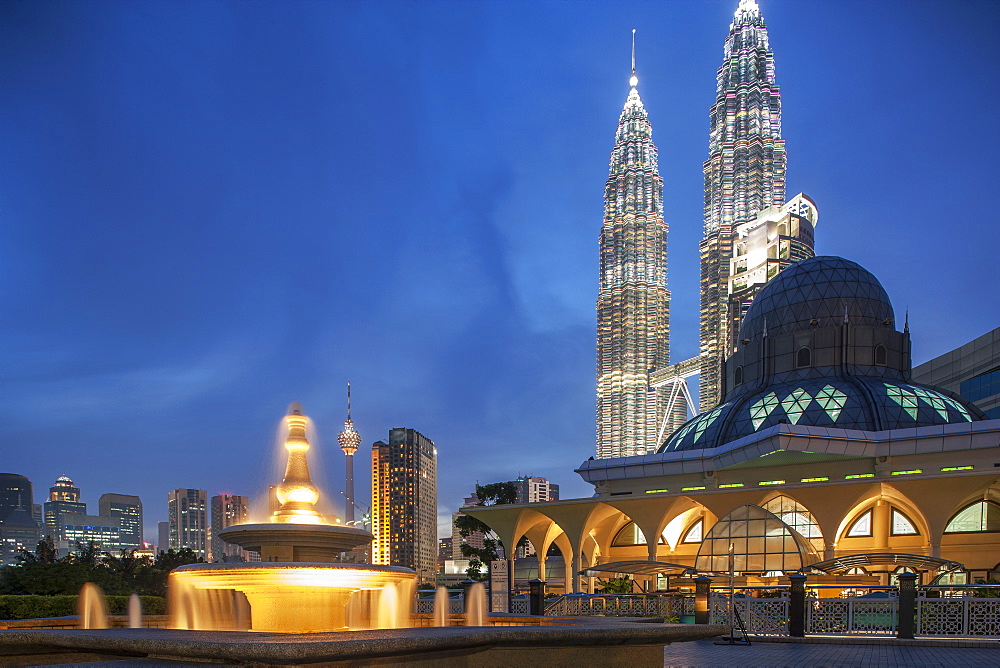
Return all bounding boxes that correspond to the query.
[0,595,166,620]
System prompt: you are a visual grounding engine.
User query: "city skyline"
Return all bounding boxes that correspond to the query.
[1,1,998,541]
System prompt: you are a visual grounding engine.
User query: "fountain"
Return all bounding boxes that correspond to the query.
[0,402,727,663]
[77,583,108,629]
[168,403,416,633]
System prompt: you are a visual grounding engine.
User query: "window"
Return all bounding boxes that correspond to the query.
[762,495,824,552]
[796,347,811,368]
[846,510,873,537]
[944,500,1000,533]
[874,344,887,366]
[612,521,646,546]
[734,366,743,386]
[682,519,703,543]
[891,509,918,535]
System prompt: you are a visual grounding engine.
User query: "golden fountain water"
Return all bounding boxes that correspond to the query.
[169,403,415,633]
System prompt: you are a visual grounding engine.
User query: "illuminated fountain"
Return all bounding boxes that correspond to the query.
[169,403,415,633]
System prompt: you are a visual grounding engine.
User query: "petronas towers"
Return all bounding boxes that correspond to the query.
[595,48,671,459]
[597,0,798,457]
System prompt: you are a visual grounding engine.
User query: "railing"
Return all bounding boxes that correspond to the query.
[710,595,789,636]
[544,593,692,619]
[414,593,463,615]
[917,590,1000,638]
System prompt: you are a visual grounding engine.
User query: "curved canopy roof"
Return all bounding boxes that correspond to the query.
[802,553,963,575]
[580,560,696,577]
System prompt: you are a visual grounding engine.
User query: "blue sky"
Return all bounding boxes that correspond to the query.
[1,0,997,543]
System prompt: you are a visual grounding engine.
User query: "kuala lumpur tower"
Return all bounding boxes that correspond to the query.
[336,381,361,524]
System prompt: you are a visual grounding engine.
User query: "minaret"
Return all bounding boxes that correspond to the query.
[596,31,671,458]
[336,381,361,524]
[700,0,786,411]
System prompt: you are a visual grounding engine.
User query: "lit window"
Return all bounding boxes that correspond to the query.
[944,500,1000,533]
[682,519,703,543]
[891,509,918,535]
[846,510,872,537]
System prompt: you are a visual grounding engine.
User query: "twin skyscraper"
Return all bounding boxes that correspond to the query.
[596,0,816,458]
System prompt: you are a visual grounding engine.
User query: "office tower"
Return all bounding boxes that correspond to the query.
[210,494,249,562]
[43,475,86,538]
[596,32,675,458]
[168,488,208,559]
[726,194,817,353]
[0,474,40,566]
[158,521,169,553]
[0,473,34,522]
[514,476,559,504]
[98,493,143,551]
[913,327,1000,420]
[371,428,437,579]
[59,513,121,554]
[700,0,786,410]
[337,382,361,524]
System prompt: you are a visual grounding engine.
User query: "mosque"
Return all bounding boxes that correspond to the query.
[467,256,1000,593]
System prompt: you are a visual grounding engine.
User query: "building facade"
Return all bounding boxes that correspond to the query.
[515,476,559,504]
[43,475,86,539]
[98,493,142,551]
[700,0,787,411]
[726,194,816,354]
[913,327,1000,420]
[371,428,437,580]
[596,42,677,458]
[469,256,1000,593]
[210,494,249,562]
[168,488,208,559]
[60,513,121,554]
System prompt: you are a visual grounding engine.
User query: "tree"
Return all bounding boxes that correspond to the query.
[453,481,526,580]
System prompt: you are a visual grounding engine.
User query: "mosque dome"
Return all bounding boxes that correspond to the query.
[738,256,894,341]
[660,256,983,454]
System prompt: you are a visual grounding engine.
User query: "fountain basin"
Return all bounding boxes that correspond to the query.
[170,562,415,633]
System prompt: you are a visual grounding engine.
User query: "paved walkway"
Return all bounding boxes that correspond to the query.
[663,639,1000,666]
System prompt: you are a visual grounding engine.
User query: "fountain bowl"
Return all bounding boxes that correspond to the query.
[170,561,415,633]
[217,522,373,561]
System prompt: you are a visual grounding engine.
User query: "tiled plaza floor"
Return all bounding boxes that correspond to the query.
[662,639,1000,667]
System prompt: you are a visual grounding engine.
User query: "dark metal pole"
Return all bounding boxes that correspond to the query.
[788,573,807,637]
[694,576,712,625]
[896,572,917,639]
[529,578,545,616]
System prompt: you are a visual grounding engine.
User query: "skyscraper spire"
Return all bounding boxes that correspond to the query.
[595,31,673,458]
[337,381,361,523]
[699,0,787,411]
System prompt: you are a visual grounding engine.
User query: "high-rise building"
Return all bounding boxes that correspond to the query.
[700,0,787,411]
[157,521,169,554]
[726,194,817,355]
[60,513,121,554]
[514,476,559,504]
[98,493,143,551]
[43,475,86,539]
[371,428,437,580]
[168,488,208,559]
[0,474,40,566]
[0,474,34,523]
[596,33,676,458]
[210,494,249,562]
[913,327,1000,420]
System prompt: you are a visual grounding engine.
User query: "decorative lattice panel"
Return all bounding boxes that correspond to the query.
[850,600,897,634]
[968,599,1000,637]
[746,598,789,636]
[918,599,965,636]
[808,599,849,634]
